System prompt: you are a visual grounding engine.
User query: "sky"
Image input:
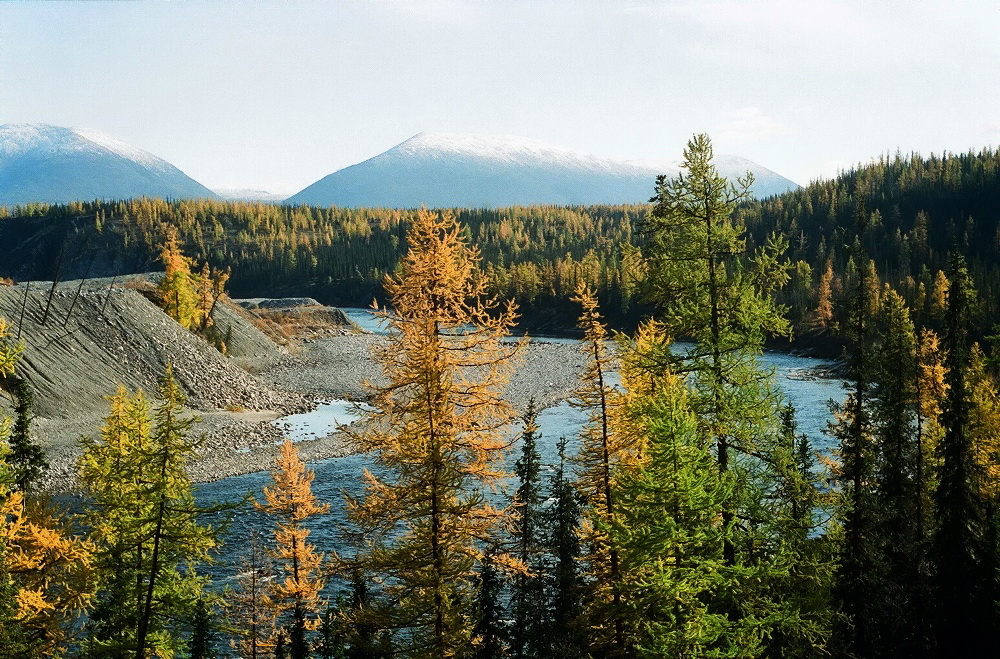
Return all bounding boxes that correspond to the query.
[1,0,998,194]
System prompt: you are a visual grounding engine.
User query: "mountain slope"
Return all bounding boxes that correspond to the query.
[286,132,799,207]
[0,123,217,205]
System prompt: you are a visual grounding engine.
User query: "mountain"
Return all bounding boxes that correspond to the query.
[286,132,799,208]
[0,123,217,206]
[212,188,289,203]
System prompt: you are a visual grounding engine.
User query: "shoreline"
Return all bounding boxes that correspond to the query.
[39,329,842,494]
[40,333,590,493]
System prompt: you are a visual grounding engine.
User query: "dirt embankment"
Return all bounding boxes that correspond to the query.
[0,276,316,489]
[0,278,586,491]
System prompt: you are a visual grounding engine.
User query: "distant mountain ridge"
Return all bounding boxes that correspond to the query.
[0,123,217,206]
[286,132,800,208]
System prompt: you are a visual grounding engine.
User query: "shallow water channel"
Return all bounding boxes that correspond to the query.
[195,308,844,588]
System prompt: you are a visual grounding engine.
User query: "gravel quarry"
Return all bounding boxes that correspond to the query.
[0,278,588,491]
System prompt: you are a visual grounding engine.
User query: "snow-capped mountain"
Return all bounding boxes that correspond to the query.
[0,124,217,206]
[212,188,289,203]
[285,132,799,208]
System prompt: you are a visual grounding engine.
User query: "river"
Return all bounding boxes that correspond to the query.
[194,308,843,588]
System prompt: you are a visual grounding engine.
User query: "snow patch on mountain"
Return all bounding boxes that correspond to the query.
[0,123,216,206]
[286,132,799,208]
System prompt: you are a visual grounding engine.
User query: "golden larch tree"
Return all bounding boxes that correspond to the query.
[571,284,643,654]
[344,208,522,657]
[158,226,200,329]
[256,438,329,657]
[0,317,94,655]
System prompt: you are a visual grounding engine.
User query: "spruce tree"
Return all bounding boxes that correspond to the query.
[473,546,506,659]
[933,251,992,655]
[510,399,545,658]
[189,597,216,659]
[543,436,585,658]
[830,207,883,657]
[7,377,47,493]
[871,287,924,655]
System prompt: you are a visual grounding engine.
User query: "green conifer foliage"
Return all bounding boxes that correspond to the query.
[640,134,832,654]
[933,251,993,655]
[543,436,585,658]
[510,399,546,658]
[8,377,47,493]
[80,366,222,657]
[610,362,741,657]
[473,546,505,659]
[871,287,927,654]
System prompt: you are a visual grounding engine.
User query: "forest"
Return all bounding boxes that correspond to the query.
[1,144,998,345]
[2,134,1000,657]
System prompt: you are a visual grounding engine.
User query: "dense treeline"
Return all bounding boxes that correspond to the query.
[0,200,644,331]
[3,136,1000,655]
[743,147,1000,344]
[1,146,999,340]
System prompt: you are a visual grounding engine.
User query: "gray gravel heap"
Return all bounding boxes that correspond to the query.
[0,278,307,421]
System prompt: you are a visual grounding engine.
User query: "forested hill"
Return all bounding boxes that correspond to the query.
[0,200,646,331]
[0,146,998,337]
[741,147,1000,339]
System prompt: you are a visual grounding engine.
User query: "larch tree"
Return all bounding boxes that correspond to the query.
[0,439,95,657]
[0,319,94,656]
[608,320,738,657]
[641,134,831,654]
[343,208,523,657]
[227,532,275,659]
[256,438,329,658]
[571,284,647,654]
[80,367,222,658]
[158,226,200,330]
[811,259,836,335]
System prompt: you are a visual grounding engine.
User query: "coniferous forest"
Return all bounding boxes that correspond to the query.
[1,144,999,343]
[3,135,1000,656]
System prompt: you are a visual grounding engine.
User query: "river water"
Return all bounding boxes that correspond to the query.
[195,309,844,586]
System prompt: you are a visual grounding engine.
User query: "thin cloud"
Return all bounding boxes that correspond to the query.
[713,108,787,143]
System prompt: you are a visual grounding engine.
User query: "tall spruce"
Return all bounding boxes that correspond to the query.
[472,546,506,659]
[188,597,216,659]
[7,377,47,493]
[830,201,883,657]
[344,209,523,656]
[871,286,924,655]
[543,435,585,658]
[933,251,992,655]
[510,399,545,657]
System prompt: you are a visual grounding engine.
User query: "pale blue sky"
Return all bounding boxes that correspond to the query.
[2,0,998,193]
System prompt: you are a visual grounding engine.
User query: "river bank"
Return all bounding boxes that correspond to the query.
[39,331,591,492]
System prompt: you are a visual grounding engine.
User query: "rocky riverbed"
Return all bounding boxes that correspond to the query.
[36,330,589,492]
